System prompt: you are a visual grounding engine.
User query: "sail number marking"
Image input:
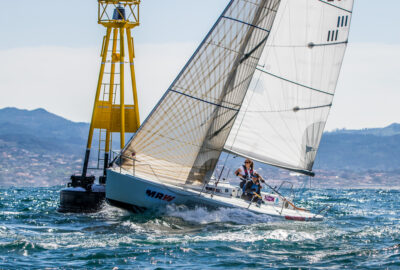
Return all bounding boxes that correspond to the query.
[145,189,176,202]
[327,14,349,42]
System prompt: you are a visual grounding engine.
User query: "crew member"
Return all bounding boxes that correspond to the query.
[242,177,263,202]
[235,159,257,190]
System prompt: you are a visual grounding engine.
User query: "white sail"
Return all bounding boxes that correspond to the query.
[120,0,281,185]
[224,0,354,175]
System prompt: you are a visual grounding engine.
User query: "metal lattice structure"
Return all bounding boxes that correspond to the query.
[82,0,141,178]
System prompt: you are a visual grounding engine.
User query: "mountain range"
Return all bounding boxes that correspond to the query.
[316,124,400,171]
[0,107,399,186]
[0,107,88,155]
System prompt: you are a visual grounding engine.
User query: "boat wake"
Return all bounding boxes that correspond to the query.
[164,204,274,225]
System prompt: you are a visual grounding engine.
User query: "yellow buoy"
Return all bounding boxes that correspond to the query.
[83,0,141,178]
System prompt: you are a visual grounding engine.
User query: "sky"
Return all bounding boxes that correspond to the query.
[0,0,399,130]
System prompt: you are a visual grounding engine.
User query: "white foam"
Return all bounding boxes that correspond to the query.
[164,205,272,225]
[38,242,59,250]
[120,221,146,232]
[146,226,323,244]
[0,211,21,216]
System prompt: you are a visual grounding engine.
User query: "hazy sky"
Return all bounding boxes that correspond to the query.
[0,0,399,130]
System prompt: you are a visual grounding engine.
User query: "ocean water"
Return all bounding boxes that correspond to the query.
[0,187,399,269]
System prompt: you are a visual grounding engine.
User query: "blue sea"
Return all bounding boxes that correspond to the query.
[0,187,399,269]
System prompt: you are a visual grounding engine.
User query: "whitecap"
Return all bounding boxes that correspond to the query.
[0,211,21,216]
[37,242,59,250]
[164,205,273,225]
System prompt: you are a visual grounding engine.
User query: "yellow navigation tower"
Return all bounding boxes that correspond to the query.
[82,0,141,180]
[59,0,142,213]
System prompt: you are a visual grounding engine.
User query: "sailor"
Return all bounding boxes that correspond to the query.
[235,159,257,190]
[242,176,263,203]
[235,159,265,203]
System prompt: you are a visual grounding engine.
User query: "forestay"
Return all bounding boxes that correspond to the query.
[224,0,354,175]
[119,0,281,185]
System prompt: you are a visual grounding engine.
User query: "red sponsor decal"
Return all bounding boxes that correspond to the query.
[285,216,306,221]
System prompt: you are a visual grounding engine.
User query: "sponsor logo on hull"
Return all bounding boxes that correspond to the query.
[145,189,175,202]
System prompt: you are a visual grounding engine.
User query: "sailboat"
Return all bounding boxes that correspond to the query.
[105,0,354,221]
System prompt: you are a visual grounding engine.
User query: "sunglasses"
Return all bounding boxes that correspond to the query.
[244,161,251,164]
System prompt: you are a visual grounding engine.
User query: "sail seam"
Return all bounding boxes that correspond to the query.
[221,16,271,33]
[169,89,240,112]
[318,0,352,13]
[256,67,334,96]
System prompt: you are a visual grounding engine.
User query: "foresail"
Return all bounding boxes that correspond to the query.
[224,0,354,175]
[119,0,281,186]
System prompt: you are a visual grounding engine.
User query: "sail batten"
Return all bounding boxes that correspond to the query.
[311,40,348,47]
[169,89,240,112]
[318,0,352,13]
[221,16,271,33]
[256,67,335,96]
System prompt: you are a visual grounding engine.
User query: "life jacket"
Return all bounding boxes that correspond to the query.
[242,165,255,179]
[240,165,255,192]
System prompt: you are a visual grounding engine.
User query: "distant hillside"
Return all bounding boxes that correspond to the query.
[328,123,400,137]
[0,107,399,170]
[0,108,127,187]
[315,132,400,171]
[0,107,399,187]
[0,107,88,155]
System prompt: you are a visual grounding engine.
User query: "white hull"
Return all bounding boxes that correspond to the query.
[106,169,323,221]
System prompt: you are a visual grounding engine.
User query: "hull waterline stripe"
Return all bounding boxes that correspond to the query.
[169,89,240,111]
[256,67,334,96]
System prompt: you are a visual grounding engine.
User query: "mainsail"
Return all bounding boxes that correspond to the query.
[120,0,281,185]
[224,0,354,175]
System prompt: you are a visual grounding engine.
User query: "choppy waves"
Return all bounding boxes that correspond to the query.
[0,187,399,269]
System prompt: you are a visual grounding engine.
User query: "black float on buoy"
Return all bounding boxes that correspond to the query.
[58,147,108,213]
[58,175,105,213]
